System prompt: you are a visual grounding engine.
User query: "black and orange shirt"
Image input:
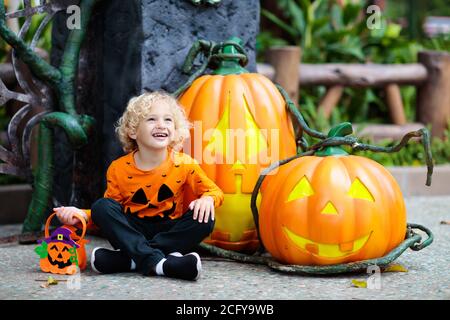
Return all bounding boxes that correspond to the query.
[84,151,224,224]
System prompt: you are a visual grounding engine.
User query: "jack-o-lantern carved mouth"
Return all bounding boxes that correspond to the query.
[47,254,73,269]
[283,227,372,258]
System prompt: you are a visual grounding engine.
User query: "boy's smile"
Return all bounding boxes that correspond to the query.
[152,132,169,140]
[151,130,170,144]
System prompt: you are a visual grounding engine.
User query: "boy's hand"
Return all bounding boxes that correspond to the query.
[54,206,87,226]
[189,196,214,223]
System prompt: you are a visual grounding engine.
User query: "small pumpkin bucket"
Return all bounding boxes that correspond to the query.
[35,212,89,275]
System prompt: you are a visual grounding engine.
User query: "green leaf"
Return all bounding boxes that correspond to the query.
[298,0,312,12]
[326,41,365,61]
[330,4,343,30]
[311,17,330,34]
[35,241,48,259]
[343,3,362,26]
[261,9,299,39]
[321,29,351,42]
[385,23,402,39]
[327,122,353,138]
[310,0,324,13]
[286,1,305,35]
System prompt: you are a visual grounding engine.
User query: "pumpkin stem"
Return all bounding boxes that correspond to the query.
[315,122,353,156]
[211,37,249,75]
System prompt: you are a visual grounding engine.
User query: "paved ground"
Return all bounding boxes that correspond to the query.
[0,196,449,300]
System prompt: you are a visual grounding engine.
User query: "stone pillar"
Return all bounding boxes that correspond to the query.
[51,0,260,207]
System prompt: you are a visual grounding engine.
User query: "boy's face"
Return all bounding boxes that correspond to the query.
[129,100,176,151]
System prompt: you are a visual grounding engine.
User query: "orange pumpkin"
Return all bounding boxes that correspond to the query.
[179,42,297,252]
[259,153,407,266]
[36,213,88,275]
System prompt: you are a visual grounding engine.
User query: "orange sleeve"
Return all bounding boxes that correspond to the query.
[185,161,224,208]
[80,209,96,230]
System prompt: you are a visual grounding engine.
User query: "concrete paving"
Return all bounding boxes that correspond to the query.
[0,196,449,300]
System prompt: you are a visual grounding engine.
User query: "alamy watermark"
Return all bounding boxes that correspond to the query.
[178,121,282,174]
[367,265,381,290]
[366,5,383,30]
[65,4,384,31]
[66,271,81,290]
[66,5,81,30]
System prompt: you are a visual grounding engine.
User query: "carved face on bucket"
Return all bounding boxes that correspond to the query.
[259,155,407,266]
[38,227,80,274]
[47,242,73,269]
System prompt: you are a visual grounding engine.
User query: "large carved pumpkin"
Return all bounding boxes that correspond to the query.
[179,40,297,252]
[259,148,407,265]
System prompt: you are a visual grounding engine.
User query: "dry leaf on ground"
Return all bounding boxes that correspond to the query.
[351,279,367,288]
[383,263,408,273]
[47,276,59,285]
[39,276,59,288]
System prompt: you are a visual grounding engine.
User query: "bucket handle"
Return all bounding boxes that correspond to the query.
[44,212,87,245]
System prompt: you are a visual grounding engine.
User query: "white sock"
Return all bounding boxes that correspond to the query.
[169,252,183,257]
[155,258,167,276]
[130,260,136,271]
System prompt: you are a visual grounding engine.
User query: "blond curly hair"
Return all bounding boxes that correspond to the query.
[115,91,192,153]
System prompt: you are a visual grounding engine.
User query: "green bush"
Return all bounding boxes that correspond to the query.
[259,0,450,165]
[353,129,450,167]
[422,33,450,52]
[259,1,423,63]
[299,102,450,167]
[258,0,425,125]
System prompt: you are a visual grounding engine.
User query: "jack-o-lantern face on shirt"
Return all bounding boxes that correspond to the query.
[124,173,180,219]
[118,153,183,219]
[259,155,407,266]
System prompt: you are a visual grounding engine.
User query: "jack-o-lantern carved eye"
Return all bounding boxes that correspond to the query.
[287,176,314,202]
[50,244,70,252]
[348,178,374,202]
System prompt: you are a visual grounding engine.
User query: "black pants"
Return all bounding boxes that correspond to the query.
[91,198,215,275]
